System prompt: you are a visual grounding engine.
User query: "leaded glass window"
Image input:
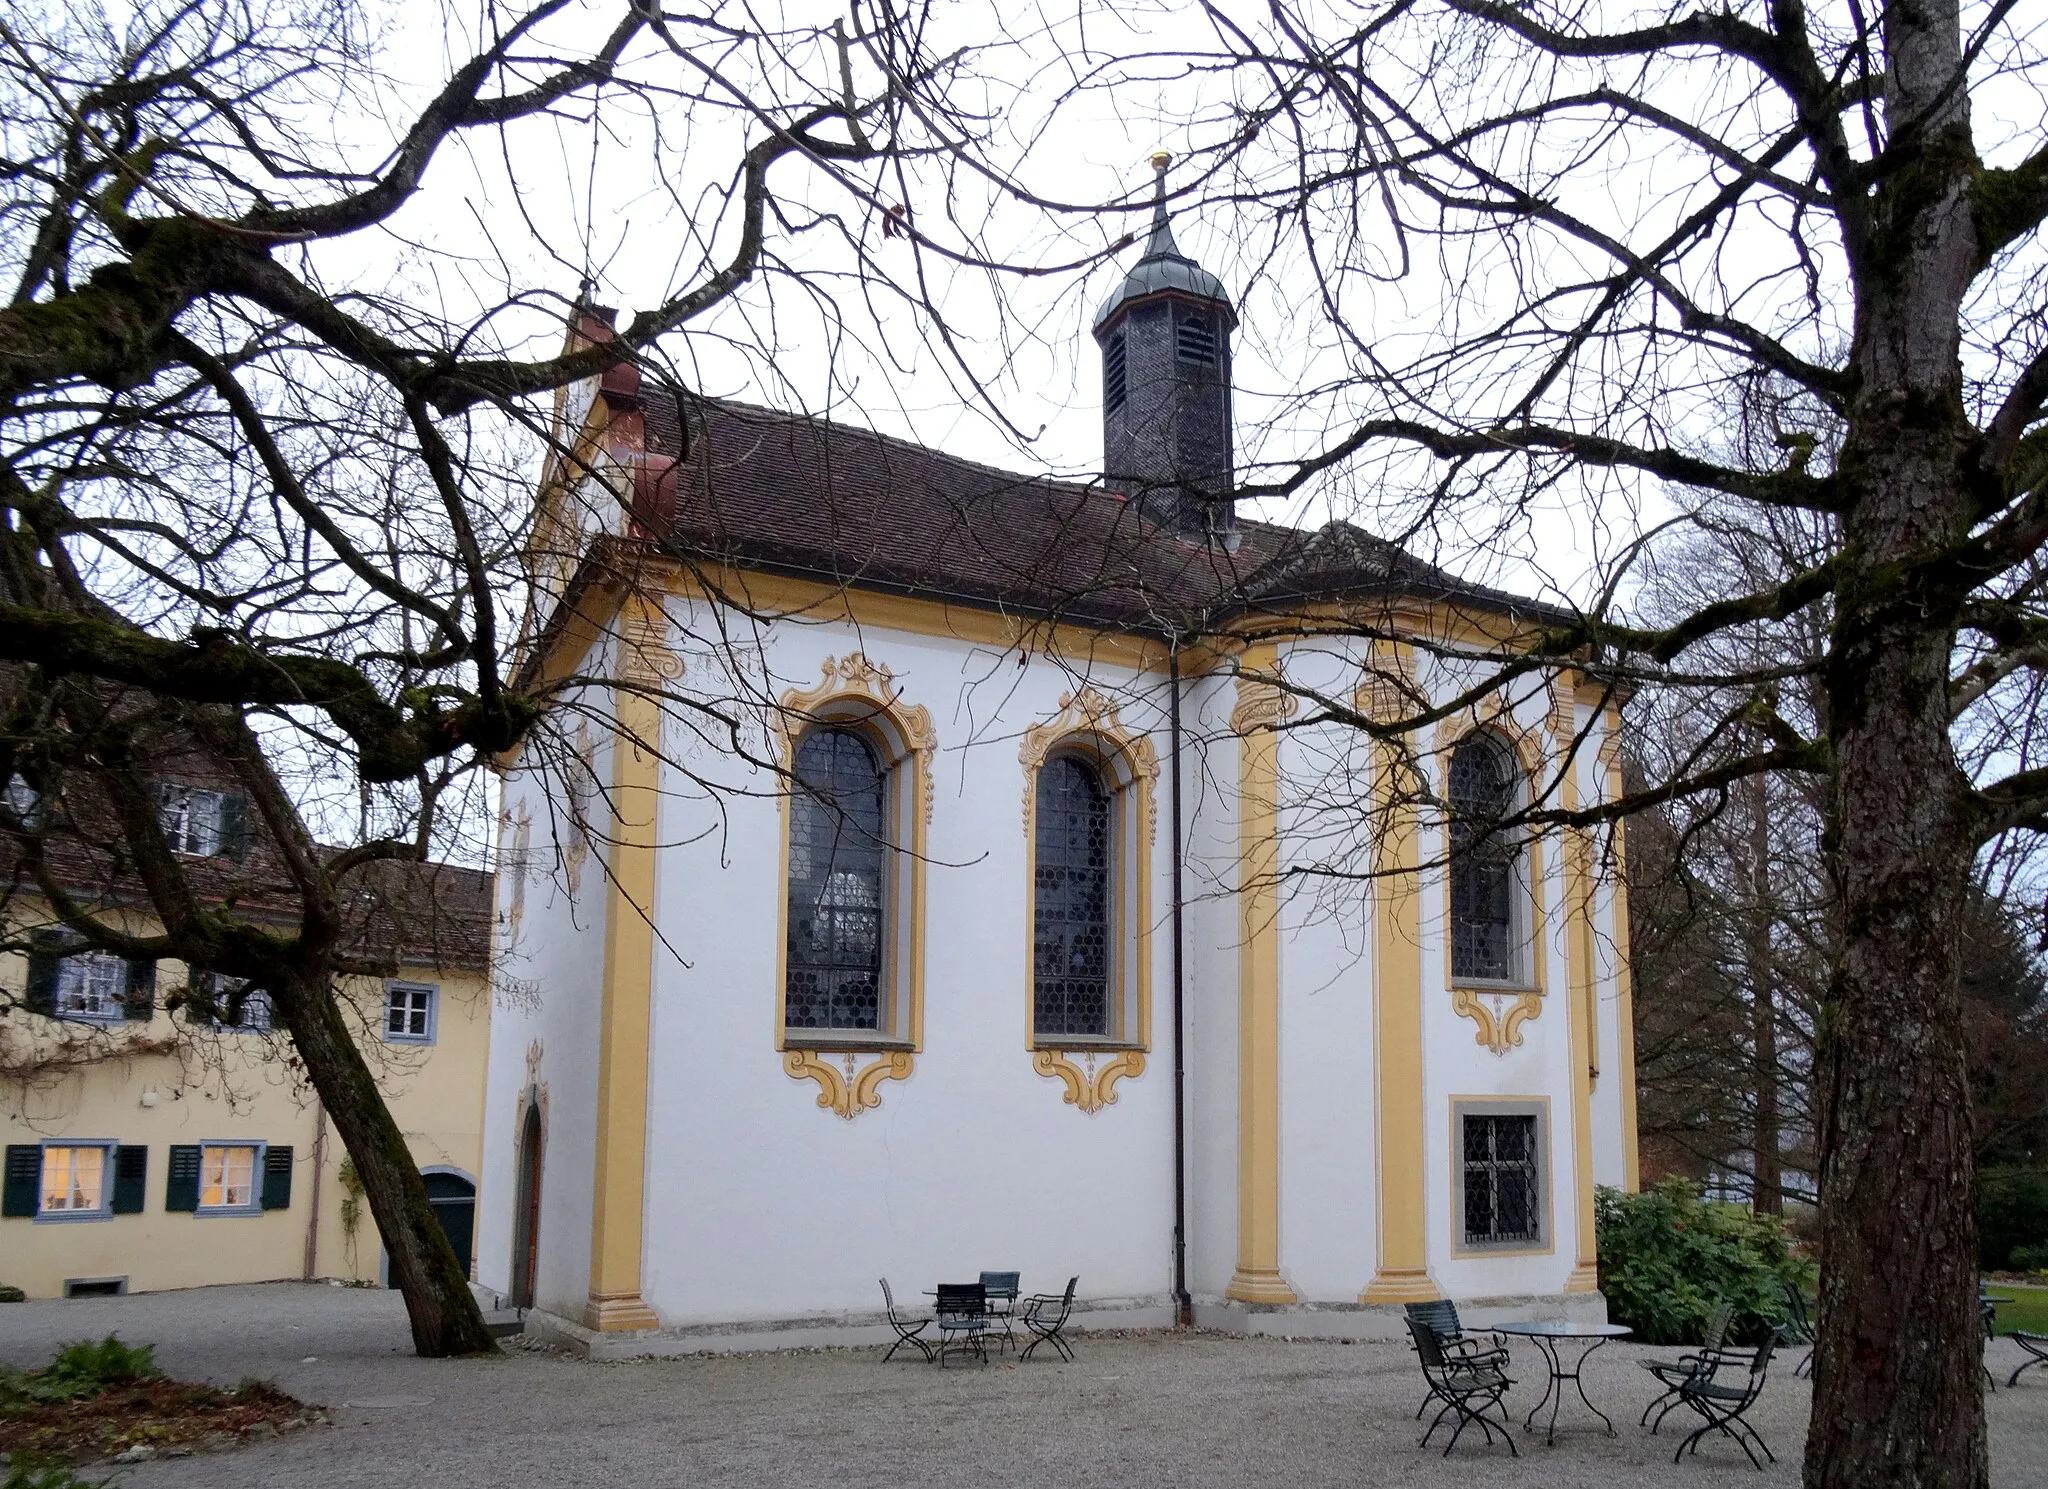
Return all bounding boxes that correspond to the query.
[786,728,888,1031]
[1448,732,1520,982]
[1034,756,1112,1038]
[1462,1113,1541,1246]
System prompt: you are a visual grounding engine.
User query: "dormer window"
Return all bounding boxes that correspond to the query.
[1103,331,1128,413]
[1176,311,1217,367]
[158,785,248,861]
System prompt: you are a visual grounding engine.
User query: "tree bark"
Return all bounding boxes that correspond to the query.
[1808,8,1985,1481]
[278,972,498,1357]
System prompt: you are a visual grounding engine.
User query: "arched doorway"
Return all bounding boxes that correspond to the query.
[423,1170,477,1277]
[510,1104,542,1309]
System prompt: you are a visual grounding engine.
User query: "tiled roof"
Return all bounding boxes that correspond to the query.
[618,391,1564,636]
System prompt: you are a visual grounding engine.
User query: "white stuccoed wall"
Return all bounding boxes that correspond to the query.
[480,604,1629,1346]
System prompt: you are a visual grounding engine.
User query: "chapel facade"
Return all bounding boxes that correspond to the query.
[479,164,1639,1353]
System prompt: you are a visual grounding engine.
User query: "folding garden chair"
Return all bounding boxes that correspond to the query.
[980,1271,1021,1352]
[1641,1299,1737,1433]
[1020,1276,1078,1362]
[934,1282,992,1367]
[2009,1332,2048,1388]
[1672,1331,1779,1470]
[878,1278,933,1363]
[1405,1316,1517,1458]
[1403,1300,1509,1421]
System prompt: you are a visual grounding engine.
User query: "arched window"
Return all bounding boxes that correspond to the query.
[1448,732,1523,983]
[1034,755,1113,1038]
[786,728,888,1031]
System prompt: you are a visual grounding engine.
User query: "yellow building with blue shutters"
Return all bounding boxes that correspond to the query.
[1,861,493,1301]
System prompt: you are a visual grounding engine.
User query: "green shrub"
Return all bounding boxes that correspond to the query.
[2011,1243,2048,1273]
[1981,1168,2048,1271]
[0,1336,160,1407]
[1595,1180,1816,1346]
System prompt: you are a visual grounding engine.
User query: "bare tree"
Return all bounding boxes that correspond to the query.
[0,0,1002,1357]
[1002,1,2048,1482]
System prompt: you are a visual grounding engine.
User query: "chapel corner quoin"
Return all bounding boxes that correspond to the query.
[477,179,1635,1354]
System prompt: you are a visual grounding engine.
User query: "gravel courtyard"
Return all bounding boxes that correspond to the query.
[5,1284,2047,1487]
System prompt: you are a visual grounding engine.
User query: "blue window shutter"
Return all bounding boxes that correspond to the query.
[165,1144,201,1212]
[112,1145,148,1214]
[260,1146,293,1210]
[3,1145,40,1217]
[219,792,250,862]
[25,934,63,1016]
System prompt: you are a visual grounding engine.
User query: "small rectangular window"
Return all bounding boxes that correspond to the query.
[384,981,437,1044]
[1455,1102,1548,1251]
[198,1143,262,1213]
[55,951,129,1021]
[189,973,272,1032]
[39,1143,114,1219]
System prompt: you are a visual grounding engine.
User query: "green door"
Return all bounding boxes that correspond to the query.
[424,1172,476,1276]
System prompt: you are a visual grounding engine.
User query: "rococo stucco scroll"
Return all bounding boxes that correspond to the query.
[1016,686,1160,838]
[776,653,938,823]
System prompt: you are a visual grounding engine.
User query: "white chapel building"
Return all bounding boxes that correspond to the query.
[476,181,1640,1354]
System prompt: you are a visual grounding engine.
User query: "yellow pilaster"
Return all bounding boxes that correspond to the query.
[1554,690,1600,1293]
[1226,653,1298,1305]
[1357,642,1437,1303]
[1601,721,1641,1191]
[583,596,675,1332]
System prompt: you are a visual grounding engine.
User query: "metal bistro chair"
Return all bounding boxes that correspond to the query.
[2009,1331,2048,1388]
[1020,1276,1078,1362]
[1403,1300,1509,1422]
[1671,1330,1779,1470]
[879,1278,933,1363]
[980,1271,1022,1352]
[1641,1299,1738,1433]
[933,1283,992,1367]
[1405,1316,1517,1458]
[1777,1278,1818,1378]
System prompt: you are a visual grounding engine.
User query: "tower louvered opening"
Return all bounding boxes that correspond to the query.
[1175,312,1217,367]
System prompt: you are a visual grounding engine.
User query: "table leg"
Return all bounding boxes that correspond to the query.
[1522,1335,1561,1441]
[1522,1336,1615,1445]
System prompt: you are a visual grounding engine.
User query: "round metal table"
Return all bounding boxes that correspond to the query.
[1492,1321,1634,1444]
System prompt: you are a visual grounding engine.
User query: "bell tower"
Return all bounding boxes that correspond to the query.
[1092,152,1238,545]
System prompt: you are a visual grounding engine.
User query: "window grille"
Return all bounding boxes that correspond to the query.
[1103,333,1128,413]
[1176,313,1217,366]
[1462,1113,1541,1245]
[1447,733,1519,981]
[1033,756,1112,1038]
[786,729,888,1031]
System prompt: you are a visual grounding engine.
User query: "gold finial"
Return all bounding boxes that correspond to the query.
[1149,150,1171,172]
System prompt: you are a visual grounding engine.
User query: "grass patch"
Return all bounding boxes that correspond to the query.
[1985,1286,2048,1337]
[0,1336,322,1466]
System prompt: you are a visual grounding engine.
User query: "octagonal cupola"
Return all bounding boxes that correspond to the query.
[1092,152,1238,546]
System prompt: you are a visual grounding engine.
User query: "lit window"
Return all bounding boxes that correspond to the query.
[1457,1106,1546,1249]
[1447,732,1525,982]
[785,728,890,1033]
[40,1144,109,1215]
[199,1144,259,1211]
[384,981,437,1043]
[158,785,247,859]
[1034,756,1114,1038]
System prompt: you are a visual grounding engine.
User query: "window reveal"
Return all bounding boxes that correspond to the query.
[786,728,888,1032]
[1034,756,1113,1038]
[1447,733,1521,982]
[40,1145,107,1214]
[199,1144,258,1209]
[1462,1113,1541,1246]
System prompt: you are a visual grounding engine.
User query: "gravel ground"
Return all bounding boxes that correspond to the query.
[4,1283,2046,1487]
